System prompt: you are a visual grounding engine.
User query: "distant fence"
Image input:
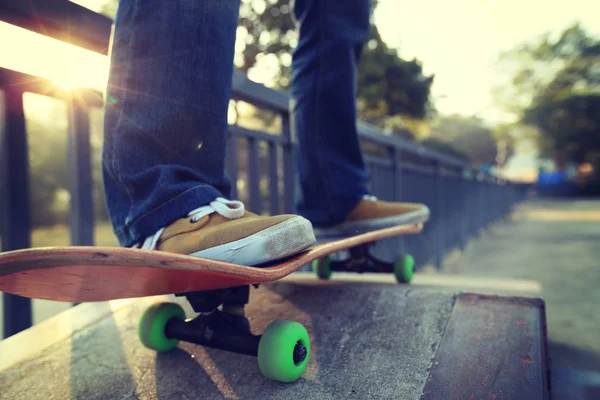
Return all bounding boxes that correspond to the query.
[0,0,529,339]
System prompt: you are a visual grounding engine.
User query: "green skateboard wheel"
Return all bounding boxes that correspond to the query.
[312,255,333,280]
[138,302,186,352]
[257,320,310,383]
[394,254,415,283]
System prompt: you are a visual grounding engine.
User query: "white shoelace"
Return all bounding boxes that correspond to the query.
[187,197,245,222]
[134,197,245,250]
[363,194,377,202]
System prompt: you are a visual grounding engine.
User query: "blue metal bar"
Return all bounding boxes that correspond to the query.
[434,162,444,269]
[229,124,287,145]
[67,94,94,246]
[226,132,239,200]
[268,142,279,215]
[459,172,469,250]
[0,89,32,338]
[247,137,261,214]
[280,113,295,214]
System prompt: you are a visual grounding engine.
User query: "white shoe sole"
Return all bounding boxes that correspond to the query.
[189,216,316,266]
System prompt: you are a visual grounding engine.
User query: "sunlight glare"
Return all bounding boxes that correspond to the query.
[0,21,109,92]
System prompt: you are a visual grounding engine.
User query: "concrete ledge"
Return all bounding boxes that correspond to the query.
[422,293,550,399]
[284,272,543,297]
[0,278,549,399]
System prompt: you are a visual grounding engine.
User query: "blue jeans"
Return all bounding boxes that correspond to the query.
[103,0,371,247]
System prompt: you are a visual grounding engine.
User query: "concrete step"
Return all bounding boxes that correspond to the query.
[0,278,550,399]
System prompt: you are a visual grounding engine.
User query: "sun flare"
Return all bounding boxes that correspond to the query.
[0,21,109,92]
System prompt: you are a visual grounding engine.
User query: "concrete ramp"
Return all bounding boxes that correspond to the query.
[0,279,550,399]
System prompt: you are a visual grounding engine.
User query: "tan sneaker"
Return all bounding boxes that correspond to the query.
[313,195,430,237]
[135,198,316,266]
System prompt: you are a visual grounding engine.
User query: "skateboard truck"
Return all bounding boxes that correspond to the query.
[159,286,259,356]
[312,242,416,283]
[138,285,310,383]
[177,285,251,313]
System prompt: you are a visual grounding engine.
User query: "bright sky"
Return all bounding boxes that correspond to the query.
[374,0,599,179]
[374,0,600,121]
[0,0,597,124]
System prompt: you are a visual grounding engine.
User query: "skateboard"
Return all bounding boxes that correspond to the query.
[0,222,423,383]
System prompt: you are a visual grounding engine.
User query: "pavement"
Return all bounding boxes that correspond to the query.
[0,282,454,399]
[0,277,548,399]
[3,198,595,399]
[440,199,600,399]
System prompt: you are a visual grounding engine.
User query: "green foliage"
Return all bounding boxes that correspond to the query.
[357,26,434,123]
[496,22,600,166]
[420,138,469,162]
[237,0,297,87]
[101,0,432,127]
[99,0,117,18]
[25,118,70,227]
[524,94,600,164]
[1,95,110,230]
[235,0,433,123]
[492,122,534,166]
[0,97,72,229]
[427,115,506,166]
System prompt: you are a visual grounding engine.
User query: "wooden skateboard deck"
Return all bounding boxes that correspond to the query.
[0,223,423,303]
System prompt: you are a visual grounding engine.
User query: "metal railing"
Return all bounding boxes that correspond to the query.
[0,0,529,339]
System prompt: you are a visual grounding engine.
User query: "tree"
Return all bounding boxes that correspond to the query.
[357,26,434,124]
[492,122,531,166]
[495,22,600,168]
[420,138,469,162]
[100,0,433,128]
[427,115,508,166]
[236,0,296,87]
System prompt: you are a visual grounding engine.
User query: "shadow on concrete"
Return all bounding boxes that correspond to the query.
[70,303,136,400]
[548,341,600,400]
[549,341,600,372]
[155,348,229,399]
[185,281,456,399]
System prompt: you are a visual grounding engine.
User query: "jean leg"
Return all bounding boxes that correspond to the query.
[103,0,240,246]
[290,0,372,227]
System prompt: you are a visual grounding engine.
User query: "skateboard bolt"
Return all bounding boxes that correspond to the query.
[293,341,307,365]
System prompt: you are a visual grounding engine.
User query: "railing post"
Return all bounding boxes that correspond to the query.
[434,161,444,270]
[247,137,261,213]
[389,147,407,257]
[448,176,457,250]
[390,148,402,201]
[487,176,494,225]
[0,89,33,338]
[459,169,470,249]
[67,93,94,246]
[226,132,239,200]
[268,142,279,215]
[476,172,484,234]
[281,112,295,214]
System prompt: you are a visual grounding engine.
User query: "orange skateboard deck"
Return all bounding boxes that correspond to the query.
[0,223,423,303]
